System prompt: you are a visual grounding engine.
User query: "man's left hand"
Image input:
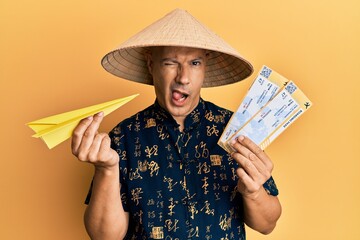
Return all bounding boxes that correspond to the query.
[231,135,273,199]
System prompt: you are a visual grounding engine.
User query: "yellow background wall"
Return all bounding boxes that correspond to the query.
[1,0,359,239]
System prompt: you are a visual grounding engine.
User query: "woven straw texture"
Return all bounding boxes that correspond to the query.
[101,9,253,87]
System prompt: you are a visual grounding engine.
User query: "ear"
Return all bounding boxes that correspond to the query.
[144,49,153,75]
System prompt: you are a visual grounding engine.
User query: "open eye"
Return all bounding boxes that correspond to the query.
[191,60,202,66]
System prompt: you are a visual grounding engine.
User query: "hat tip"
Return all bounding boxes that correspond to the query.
[172,8,187,13]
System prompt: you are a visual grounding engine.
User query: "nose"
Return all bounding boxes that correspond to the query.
[176,65,190,85]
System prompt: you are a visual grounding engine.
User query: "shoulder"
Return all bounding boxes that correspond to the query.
[108,104,156,148]
[110,104,155,134]
[202,99,233,123]
[204,100,232,113]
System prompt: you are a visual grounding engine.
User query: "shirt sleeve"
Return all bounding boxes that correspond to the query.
[84,123,130,212]
[263,176,279,196]
[84,180,93,205]
[110,124,130,212]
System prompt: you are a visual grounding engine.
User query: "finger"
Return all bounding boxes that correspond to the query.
[232,152,261,181]
[231,137,266,169]
[77,112,104,153]
[72,116,94,155]
[86,133,105,163]
[98,135,114,162]
[233,135,273,171]
[89,134,118,168]
[99,134,111,153]
[236,167,258,193]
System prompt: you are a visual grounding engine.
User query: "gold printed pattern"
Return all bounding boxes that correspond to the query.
[134,122,141,132]
[187,226,199,238]
[206,125,219,136]
[131,188,143,206]
[148,211,156,219]
[165,144,171,151]
[180,177,187,191]
[129,168,143,180]
[215,193,221,201]
[230,187,238,202]
[138,160,148,172]
[145,145,158,158]
[156,190,162,199]
[134,150,141,158]
[138,159,160,176]
[190,110,201,123]
[219,214,232,231]
[195,141,209,158]
[231,167,237,181]
[202,177,209,194]
[220,173,227,181]
[134,137,141,158]
[113,135,123,146]
[165,219,179,232]
[147,199,155,206]
[112,126,121,134]
[168,198,178,216]
[163,177,177,191]
[133,210,143,224]
[151,226,164,239]
[145,118,157,128]
[201,200,215,216]
[175,133,192,152]
[102,99,279,239]
[197,162,210,174]
[148,161,160,177]
[214,115,225,123]
[205,110,215,122]
[157,125,170,140]
[210,155,222,166]
[188,202,198,219]
[120,150,127,161]
[220,234,229,240]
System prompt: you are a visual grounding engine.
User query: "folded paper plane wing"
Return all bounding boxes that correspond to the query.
[27,94,139,149]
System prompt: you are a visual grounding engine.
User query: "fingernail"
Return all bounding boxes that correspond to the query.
[231,140,236,146]
[238,135,245,141]
[96,111,104,117]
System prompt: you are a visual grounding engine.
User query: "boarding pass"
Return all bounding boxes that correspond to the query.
[218,65,288,151]
[218,66,312,152]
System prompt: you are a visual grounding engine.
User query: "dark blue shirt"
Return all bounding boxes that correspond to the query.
[86,98,278,240]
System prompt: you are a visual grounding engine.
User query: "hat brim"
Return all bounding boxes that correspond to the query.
[102,44,253,88]
[101,9,253,87]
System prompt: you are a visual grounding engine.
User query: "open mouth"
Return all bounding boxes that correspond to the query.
[172,90,189,103]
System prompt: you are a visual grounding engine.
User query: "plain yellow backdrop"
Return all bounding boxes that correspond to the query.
[1,0,359,239]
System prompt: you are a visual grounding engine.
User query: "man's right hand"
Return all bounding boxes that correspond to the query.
[71,112,119,169]
[72,112,128,239]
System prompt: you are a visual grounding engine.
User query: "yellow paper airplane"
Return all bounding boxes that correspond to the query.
[27,94,139,149]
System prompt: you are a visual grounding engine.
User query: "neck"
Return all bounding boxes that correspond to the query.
[173,116,185,132]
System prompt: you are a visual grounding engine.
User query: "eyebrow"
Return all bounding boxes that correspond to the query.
[160,57,205,62]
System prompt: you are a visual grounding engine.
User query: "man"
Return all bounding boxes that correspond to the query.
[72,9,281,239]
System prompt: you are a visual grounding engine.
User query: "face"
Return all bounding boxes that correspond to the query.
[146,46,207,124]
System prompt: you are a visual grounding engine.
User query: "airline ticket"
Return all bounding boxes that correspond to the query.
[218,65,288,151]
[225,80,312,152]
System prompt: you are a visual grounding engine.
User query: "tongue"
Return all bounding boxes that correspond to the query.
[172,91,184,101]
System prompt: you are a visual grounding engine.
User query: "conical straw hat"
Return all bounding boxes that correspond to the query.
[101,9,253,87]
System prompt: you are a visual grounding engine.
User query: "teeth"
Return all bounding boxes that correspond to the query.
[173,91,187,101]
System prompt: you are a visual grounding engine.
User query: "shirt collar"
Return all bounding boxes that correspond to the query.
[153,98,206,132]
